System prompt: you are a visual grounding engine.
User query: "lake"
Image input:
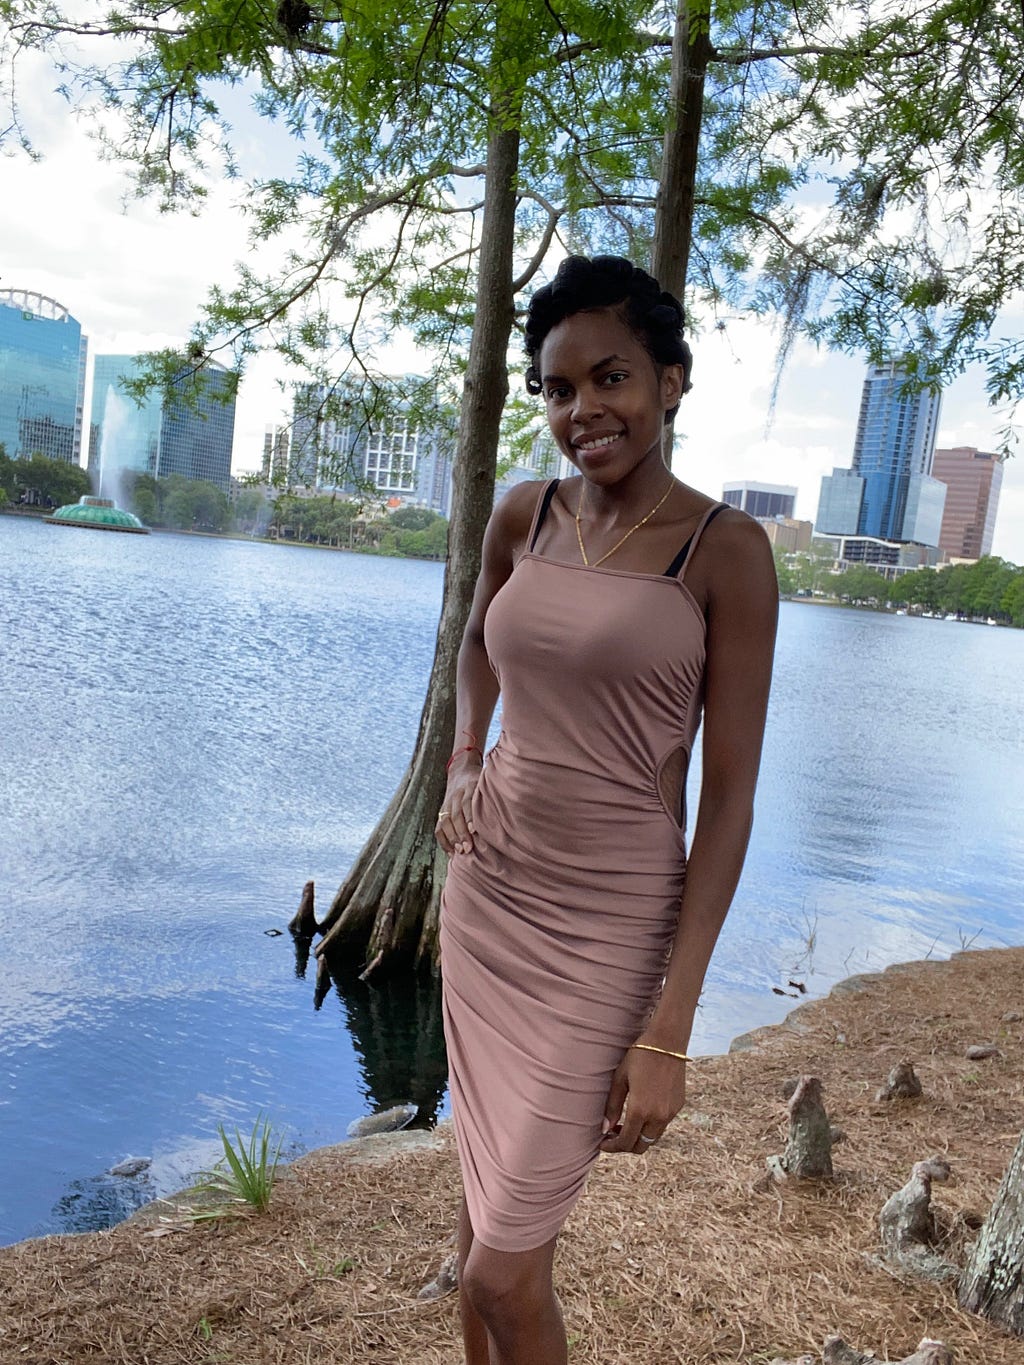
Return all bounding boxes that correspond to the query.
[2,514,1022,1246]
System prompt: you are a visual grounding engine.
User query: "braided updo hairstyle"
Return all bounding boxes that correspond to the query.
[524,256,693,422]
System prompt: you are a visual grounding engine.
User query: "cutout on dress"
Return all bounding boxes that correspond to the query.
[657,745,688,830]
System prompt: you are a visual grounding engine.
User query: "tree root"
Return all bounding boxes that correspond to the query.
[772,1335,952,1364]
[767,1075,834,1180]
[878,1156,957,1281]
[875,1059,923,1102]
[288,879,318,936]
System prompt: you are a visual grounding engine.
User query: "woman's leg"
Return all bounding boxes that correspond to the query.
[460,1226,567,1365]
[457,1197,498,1365]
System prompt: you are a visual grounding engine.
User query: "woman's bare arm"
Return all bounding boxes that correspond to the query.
[602,511,778,1151]
[436,481,545,857]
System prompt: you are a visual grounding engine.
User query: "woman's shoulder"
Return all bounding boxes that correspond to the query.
[683,499,775,603]
[491,477,559,541]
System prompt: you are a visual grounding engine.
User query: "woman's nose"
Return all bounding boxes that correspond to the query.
[571,385,604,420]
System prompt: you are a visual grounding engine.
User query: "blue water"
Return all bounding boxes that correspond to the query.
[2,515,1022,1245]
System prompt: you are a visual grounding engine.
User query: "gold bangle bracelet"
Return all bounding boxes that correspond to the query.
[630,1042,693,1064]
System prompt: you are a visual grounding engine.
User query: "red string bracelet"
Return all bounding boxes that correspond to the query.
[446,744,483,772]
[446,732,483,772]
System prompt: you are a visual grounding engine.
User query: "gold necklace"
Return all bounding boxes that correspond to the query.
[575,479,675,568]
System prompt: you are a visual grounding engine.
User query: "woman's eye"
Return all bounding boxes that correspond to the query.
[603,371,628,385]
[545,385,570,401]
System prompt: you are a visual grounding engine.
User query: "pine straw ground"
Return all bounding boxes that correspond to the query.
[2,948,1022,1365]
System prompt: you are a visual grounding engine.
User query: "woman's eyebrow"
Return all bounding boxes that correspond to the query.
[541,354,628,384]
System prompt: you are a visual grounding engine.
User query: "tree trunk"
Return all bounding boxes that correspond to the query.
[650,1,712,298]
[316,114,521,975]
[958,1129,1024,1335]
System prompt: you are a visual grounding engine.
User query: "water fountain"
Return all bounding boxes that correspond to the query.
[48,385,150,534]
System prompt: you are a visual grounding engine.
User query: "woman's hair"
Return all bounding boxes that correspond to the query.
[524,255,693,419]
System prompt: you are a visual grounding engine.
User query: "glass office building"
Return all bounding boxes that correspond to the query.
[293,380,454,516]
[0,289,88,464]
[89,355,236,492]
[722,481,797,519]
[89,355,163,495]
[816,360,946,547]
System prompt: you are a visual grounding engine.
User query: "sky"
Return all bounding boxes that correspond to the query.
[4,41,1023,563]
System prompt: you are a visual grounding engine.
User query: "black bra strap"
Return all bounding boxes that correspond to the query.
[528,478,561,551]
[663,503,728,578]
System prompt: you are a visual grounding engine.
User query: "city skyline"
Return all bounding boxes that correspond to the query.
[5,84,1023,562]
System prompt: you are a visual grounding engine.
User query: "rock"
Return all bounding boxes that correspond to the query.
[1000,1009,1021,1023]
[965,1043,1001,1060]
[346,1103,419,1138]
[109,1157,151,1178]
[876,1059,923,1102]
[417,1251,458,1300]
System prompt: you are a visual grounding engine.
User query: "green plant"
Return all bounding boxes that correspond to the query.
[196,1114,283,1215]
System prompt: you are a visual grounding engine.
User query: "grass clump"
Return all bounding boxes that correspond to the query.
[195,1113,283,1217]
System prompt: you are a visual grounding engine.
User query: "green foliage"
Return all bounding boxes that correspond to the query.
[122,471,230,531]
[888,556,1024,624]
[0,445,16,504]
[2,452,91,507]
[830,565,890,604]
[195,1114,282,1215]
[772,545,796,596]
[6,0,1023,439]
[268,493,448,558]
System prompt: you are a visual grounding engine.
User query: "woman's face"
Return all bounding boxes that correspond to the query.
[537,308,684,483]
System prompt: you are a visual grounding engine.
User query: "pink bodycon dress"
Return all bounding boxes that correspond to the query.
[440,479,725,1252]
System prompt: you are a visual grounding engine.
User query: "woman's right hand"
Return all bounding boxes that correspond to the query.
[435,761,482,856]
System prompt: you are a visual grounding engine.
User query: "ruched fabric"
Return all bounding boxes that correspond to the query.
[440,486,719,1253]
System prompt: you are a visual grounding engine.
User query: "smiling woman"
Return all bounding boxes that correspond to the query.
[435,256,779,1365]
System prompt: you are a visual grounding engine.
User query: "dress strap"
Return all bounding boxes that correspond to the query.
[527,478,561,552]
[664,502,729,579]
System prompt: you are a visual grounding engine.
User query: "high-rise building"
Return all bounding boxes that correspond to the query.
[931,446,1004,561]
[0,288,88,464]
[816,359,946,548]
[89,354,162,494]
[89,355,237,491]
[292,380,454,516]
[262,426,290,483]
[722,481,797,519]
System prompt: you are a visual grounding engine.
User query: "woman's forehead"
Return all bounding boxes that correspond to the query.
[539,308,646,375]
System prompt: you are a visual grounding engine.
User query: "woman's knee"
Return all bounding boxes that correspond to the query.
[461,1245,551,1326]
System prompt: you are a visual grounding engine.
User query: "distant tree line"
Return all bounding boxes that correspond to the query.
[268,494,448,560]
[0,453,448,561]
[776,550,1024,628]
[0,448,91,508]
[122,472,232,531]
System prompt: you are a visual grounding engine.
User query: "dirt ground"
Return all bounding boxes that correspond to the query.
[1,946,1021,1364]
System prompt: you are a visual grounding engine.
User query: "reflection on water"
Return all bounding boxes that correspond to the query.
[329,964,449,1127]
[1,516,1023,1246]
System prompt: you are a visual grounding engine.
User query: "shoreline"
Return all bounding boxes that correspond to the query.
[2,943,1021,1363]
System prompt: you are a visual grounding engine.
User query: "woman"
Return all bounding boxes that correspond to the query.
[436,255,777,1364]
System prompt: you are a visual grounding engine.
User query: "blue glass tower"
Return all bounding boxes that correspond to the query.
[816,360,946,546]
[0,289,87,463]
[89,356,236,492]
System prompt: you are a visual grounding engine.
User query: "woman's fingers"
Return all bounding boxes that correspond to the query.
[435,785,477,855]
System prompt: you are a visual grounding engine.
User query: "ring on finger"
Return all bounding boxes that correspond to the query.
[639,1134,657,1145]
[438,810,451,819]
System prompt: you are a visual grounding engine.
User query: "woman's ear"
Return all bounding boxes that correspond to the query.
[660,363,685,413]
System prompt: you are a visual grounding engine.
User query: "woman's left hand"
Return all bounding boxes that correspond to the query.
[599,1044,687,1155]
